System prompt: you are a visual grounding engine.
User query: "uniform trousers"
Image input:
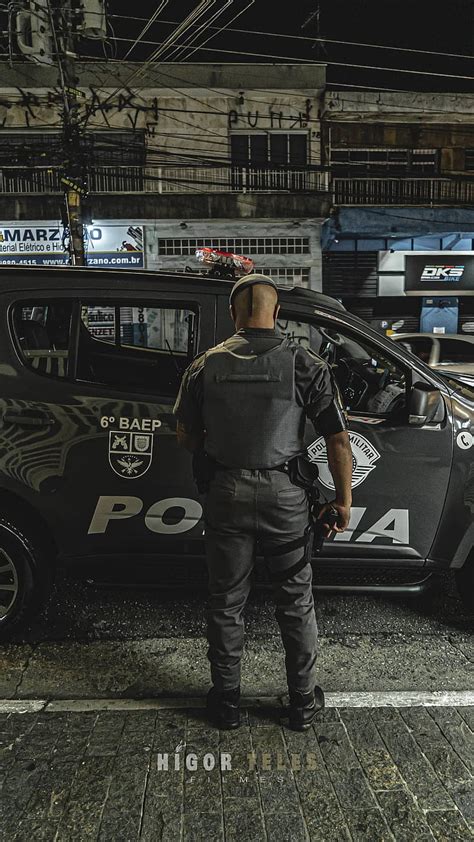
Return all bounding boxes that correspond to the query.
[203,467,318,693]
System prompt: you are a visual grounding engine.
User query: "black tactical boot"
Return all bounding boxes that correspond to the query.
[206,686,241,730]
[288,685,325,731]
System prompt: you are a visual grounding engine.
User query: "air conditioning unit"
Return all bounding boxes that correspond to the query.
[78,0,107,40]
[16,0,53,65]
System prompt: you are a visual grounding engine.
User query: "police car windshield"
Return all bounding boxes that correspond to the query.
[317,328,372,364]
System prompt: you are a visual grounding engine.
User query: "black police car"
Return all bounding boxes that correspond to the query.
[0,265,473,633]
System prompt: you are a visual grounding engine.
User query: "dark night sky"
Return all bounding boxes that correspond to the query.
[0,0,472,91]
[99,0,474,92]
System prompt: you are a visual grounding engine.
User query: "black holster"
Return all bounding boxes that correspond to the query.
[284,454,329,555]
[285,453,320,497]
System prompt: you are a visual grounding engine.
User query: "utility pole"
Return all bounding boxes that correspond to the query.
[47,0,87,266]
[14,0,107,265]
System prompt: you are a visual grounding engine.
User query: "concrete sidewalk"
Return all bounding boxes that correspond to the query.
[0,703,473,841]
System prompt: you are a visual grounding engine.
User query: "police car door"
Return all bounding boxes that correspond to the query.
[277,310,453,563]
[74,290,216,558]
[8,287,215,560]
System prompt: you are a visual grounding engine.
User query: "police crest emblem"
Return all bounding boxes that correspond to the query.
[108,431,153,478]
[307,432,380,490]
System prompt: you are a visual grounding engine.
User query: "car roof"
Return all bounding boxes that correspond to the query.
[0,265,346,312]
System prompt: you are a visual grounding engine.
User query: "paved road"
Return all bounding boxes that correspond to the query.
[1,568,473,841]
[6,567,474,644]
[1,568,472,698]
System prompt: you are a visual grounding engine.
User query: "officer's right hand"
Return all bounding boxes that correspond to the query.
[317,502,351,534]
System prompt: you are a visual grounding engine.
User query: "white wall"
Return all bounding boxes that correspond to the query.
[142,219,321,289]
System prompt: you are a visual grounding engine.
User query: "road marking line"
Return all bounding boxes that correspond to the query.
[0,700,46,713]
[0,690,473,714]
[325,690,474,708]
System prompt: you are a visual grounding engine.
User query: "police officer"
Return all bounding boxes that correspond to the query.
[174,274,352,730]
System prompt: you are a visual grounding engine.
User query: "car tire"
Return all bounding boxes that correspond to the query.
[0,517,55,636]
[455,562,474,613]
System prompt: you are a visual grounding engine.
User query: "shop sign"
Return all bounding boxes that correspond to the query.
[0,224,144,269]
[406,254,474,293]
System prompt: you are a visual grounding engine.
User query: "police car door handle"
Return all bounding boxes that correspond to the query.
[2,411,53,427]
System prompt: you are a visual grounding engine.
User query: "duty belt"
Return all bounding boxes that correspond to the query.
[213,462,288,472]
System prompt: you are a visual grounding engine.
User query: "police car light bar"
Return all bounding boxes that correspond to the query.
[195,247,254,279]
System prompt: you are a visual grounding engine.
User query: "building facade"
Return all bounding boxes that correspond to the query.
[320,90,474,332]
[0,61,329,288]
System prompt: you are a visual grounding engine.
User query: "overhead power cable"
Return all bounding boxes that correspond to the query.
[3,84,474,123]
[169,0,255,64]
[3,82,474,147]
[105,36,474,81]
[156,18,474,62]
[59,33,474,107]
[66,57,474,144]
[122,1,169,61]
[56,11,474,62]
[63,130,474,168]
[90,152,474,178]
[161,0,234,63]
[5,129,474,174]
[89,101,474,141]
[37,143,468,181]
[123,2,222,76]
[6,164,473,226]
[90,2,221,119]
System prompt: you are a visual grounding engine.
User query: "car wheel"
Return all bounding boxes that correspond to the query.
[0,517,55,635]
[455,561,474,613]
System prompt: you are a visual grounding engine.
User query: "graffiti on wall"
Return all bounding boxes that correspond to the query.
[228,99,315,130]
[0,87,317,135]
[84,88,159,132]
[0,86,160,134]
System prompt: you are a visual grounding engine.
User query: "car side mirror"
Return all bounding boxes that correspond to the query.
[409,381,445,426]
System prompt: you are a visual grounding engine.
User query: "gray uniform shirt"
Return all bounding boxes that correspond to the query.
[173,327,347,439]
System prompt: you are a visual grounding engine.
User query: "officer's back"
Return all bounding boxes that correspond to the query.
[174,274,352,731]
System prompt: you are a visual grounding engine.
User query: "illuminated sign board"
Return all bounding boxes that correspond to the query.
[0,224,144,269]
[406,254,474,293]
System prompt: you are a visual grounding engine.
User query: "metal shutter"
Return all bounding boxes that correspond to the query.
[322,252,378,297]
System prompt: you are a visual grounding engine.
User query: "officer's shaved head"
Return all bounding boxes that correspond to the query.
[230,276,280,330]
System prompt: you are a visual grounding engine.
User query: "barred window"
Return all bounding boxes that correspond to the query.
[260,267,310,287]
[158,238,310,256]
[331,147,439,176]
[230,133,308,167]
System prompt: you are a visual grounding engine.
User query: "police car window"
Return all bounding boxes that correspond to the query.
[319,328,407,416]
[78,303,196,396]
[279,316,407,416]
[12,300,72,379]
[276,317,321,350]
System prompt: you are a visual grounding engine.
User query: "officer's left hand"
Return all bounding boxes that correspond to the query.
[317,502,350,535]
